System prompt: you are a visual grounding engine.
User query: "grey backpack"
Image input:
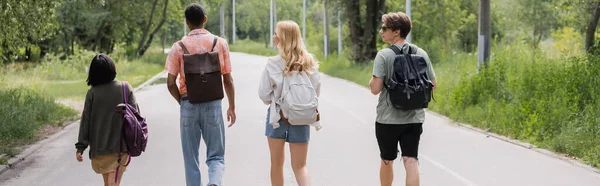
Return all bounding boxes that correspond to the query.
[277,71,319,125]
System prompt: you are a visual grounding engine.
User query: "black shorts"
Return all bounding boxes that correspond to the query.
[375,122,423,160]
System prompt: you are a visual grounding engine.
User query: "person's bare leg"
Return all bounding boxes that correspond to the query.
[290,142,310,186]
[115,169,125,186]
[102,174,110,186]
[380,159,394,186]
[403,157,420,186]
[268,137,286,186]
[104,172,118,186]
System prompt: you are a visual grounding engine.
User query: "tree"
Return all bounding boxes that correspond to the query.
[55,0,148,54]
[53,0,191,57]
[585,2,600,52]
[0,0,58,62]
[518,0,557,49]
[136,0,169,57]
[344,0,386,63]
[237,0,271,46]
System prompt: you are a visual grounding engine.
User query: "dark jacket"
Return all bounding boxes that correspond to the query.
[75,80,138,159]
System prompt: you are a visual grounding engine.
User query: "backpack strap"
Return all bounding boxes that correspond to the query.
[178,38,217,53]
[385,45,402,89]
[389,44,419,55]
[408,44,418,55]
[400,44,424,82]
[390,44,421,76]
[122,81,129,104]
[115,81,132,183]
[178,41,190,54]
[211,37,218,52]
[389,45,403,55]
[387,44,411,79]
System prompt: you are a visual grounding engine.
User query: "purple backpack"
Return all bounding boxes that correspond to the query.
[115,81,148,158]
[113,82,148,182]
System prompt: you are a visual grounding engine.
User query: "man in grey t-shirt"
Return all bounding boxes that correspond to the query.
[369,12,436,186]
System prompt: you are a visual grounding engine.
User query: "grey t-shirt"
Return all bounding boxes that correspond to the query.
[372,44,436,124]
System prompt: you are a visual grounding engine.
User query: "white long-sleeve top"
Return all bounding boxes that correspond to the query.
[258,55,322,130]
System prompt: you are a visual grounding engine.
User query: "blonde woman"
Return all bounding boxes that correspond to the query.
[258,20,321,186]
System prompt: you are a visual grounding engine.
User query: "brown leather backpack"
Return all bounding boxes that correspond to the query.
[178,38,224,104]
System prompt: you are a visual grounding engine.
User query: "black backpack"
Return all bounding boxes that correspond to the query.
[384,44,434,110]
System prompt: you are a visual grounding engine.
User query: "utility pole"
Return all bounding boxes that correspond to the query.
[232,0,236,44]
[273,0,278,49]
[220,5,225,38]
[478,0,491,72]
[303,0,306,41]
[270,0,274,48]
[324,0,329,58]
[406,0,412,43]
[338,9,342,55]
[162,32,166,51]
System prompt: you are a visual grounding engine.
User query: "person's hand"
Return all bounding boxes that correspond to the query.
[76,152,83,162]
[227,108,236,127]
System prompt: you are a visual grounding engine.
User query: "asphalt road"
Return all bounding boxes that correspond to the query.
[1,52,599,186]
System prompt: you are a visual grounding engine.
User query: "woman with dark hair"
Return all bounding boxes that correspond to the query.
[75,54,138,186]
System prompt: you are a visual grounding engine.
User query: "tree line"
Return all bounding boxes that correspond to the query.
[1,0,600,63]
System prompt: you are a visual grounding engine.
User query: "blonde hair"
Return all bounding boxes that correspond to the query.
[275,20,318,75]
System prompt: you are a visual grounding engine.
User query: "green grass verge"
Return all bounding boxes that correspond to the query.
[0,46,166,157]
[230,39,279,56]
[0,87,78,157]
[1,48,165,100]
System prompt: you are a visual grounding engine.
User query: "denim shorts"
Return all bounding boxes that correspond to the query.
[265,109,310,143]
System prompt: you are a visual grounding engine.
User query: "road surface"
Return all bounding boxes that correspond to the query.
[1,52,599,186]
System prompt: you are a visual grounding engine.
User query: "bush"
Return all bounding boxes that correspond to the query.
[230,39,278,56]
[0,88,77,146]
[0,45,166,157]
[2,47,165,100]
[319,54,373,87]
[440,44,600,167]
[32,49,96,80]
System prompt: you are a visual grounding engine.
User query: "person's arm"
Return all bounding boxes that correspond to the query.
[167,74,181,104]
[75,89,93,158]
[370,51,387,95]
[218,38,236,127]
[165,43,182,104]
[258,64,274,104]
[223,73,235,112]
[421,49,437,90]
[310,67,322,97]
[369,76,384,95]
